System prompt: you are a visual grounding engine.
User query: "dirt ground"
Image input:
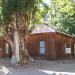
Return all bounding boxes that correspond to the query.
[0,58,75,75]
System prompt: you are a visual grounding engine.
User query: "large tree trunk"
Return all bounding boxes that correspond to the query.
[13,31,20,63]
[5,32,33,65]
[19,36,33,64]
[6,13,33,65]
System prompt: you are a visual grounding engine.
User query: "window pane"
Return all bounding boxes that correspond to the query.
[40,48,45,54]
[40,41,45,47]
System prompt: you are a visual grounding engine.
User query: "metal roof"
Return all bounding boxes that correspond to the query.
[32,23,74,38]
[32,24,56,33]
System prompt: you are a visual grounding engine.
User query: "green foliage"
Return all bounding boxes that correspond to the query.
[0,0,43,36]
[1,0,42,23]
[0,0,75,36]
[32,1,49,24]
[0,0,43,30]
[48,0,75,35]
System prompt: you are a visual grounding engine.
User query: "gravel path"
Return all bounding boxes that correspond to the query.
[0,58,75,75]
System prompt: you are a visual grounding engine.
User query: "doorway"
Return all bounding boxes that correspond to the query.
[39,41,45,56]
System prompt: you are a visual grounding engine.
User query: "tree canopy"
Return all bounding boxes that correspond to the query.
[32,0,75,35]
[45,0,75,35]
[0,0,43,64]
[0,0,75,35]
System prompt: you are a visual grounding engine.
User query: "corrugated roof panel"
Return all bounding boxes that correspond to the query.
[31,23,74,38]
[32,24,56,33]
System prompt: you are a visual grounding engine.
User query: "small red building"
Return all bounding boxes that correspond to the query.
[27,24,75,60]
[0,37,12,57]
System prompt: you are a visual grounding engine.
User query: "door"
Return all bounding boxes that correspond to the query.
[39,41,45,55]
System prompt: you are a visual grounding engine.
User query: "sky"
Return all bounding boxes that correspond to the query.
[43,0,51,5]
[43,0,75,5]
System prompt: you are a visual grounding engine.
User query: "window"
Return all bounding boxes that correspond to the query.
[39,41,45,55]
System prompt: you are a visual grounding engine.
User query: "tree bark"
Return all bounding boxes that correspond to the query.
[13,31,20,63]
[4,36,17,65]
[6,13,33,65]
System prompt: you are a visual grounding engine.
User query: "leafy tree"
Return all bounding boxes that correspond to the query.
[48,0,75,35]
[32,2,49,24]
[0,0,42,64]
